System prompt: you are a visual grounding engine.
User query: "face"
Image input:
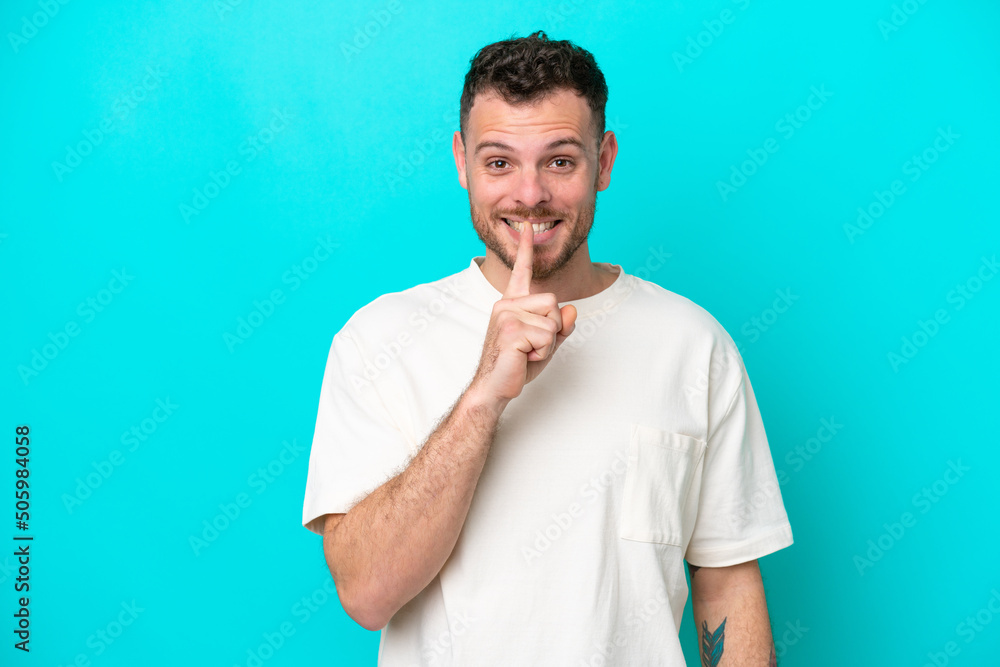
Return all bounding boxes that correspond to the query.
[453,87,616,281]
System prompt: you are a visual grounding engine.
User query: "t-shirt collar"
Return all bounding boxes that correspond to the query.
[462,256,634,320]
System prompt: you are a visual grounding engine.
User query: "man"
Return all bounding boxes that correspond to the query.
[302,31,793,665]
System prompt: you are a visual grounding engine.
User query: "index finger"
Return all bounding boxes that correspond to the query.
[503,220,534,298]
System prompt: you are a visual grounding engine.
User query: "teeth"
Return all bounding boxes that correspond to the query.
[505,219,556,233]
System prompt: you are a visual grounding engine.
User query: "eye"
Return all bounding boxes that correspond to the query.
[487,159,509,170]
[551,158,573,168]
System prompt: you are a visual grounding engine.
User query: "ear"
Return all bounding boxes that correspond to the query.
[452,130,468,190]
[596,130,618,192]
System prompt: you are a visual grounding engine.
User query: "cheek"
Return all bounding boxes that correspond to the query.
[470,183,505,209]
[560,172,595,196]
[558,187,591,211]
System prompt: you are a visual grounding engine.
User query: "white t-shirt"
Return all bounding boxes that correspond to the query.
[302,257,793,666]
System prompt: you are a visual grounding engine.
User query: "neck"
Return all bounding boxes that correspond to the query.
[479,245,618,302]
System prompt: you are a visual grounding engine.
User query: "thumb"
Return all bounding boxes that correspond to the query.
[558,304,578,339]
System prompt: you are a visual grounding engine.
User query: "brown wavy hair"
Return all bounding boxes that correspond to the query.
[459,30,609,149]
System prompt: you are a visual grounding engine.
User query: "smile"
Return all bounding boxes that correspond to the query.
[502,219,560,233]
[501,218,562,244]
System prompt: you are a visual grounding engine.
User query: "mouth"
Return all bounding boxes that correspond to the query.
[501,218,562,243]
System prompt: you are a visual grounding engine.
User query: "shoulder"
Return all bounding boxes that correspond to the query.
[623,272,741,359]
[337,266,471,345]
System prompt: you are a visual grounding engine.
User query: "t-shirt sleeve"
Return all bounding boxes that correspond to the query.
[684,350,793,567]
[301,327,415,536]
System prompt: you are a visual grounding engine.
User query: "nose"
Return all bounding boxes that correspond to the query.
[511,165,550,210]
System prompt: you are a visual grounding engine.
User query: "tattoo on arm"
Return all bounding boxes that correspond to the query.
[700,618,726,667]
[688,564,701,579]
[769,646,777,666]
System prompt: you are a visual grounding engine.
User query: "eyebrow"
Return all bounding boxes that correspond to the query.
[473,137,587,156]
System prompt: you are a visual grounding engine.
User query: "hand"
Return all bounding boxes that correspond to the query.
[469,221,577,407]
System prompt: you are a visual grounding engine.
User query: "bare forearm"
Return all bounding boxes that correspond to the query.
[689,561,777,666]
[326,387,505,630]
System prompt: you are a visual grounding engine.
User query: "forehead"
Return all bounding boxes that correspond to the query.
[467,88,593,151]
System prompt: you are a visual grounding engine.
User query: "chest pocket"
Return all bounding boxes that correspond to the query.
[619,424,706,547]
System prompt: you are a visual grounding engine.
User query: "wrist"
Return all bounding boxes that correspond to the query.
[460,384,509,419]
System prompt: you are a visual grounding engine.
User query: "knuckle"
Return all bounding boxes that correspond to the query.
[499,319,520,336]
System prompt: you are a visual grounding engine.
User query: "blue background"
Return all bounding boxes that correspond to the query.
[3,0,998,665]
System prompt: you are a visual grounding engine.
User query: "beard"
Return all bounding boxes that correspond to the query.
[468,188,598,281]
